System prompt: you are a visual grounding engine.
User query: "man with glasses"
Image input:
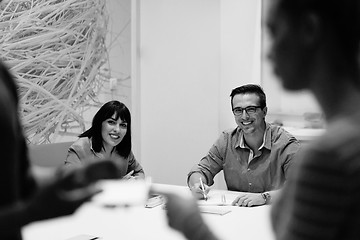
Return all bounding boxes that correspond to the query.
[187,84,300,207]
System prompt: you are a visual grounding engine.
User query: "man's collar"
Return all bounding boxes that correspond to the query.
[237,122,272,150]
[263,123,272,150]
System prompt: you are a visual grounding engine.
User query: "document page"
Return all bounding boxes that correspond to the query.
[197,191,239,206]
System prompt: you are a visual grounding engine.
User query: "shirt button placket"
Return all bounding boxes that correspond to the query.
[247,166,251,191]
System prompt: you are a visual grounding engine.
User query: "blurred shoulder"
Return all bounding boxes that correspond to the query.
[268,123,299,142]
[301,115,360,173]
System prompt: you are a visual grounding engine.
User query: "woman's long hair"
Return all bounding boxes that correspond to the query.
[79,100,132,158]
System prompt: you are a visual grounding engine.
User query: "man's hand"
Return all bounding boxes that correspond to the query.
[231,192,265,207]
[188,173,211,200]
[190,182,210,200]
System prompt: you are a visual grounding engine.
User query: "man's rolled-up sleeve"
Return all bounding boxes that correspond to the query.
[188,132,228,186]
[282,138,301,180]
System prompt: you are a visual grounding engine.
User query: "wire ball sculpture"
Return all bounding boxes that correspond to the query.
[0,0,109,144]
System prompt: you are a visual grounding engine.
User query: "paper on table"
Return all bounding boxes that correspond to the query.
[197,192,239,206]
[65,234,99,240]
[198,206,232,216]
[91,179,150,207]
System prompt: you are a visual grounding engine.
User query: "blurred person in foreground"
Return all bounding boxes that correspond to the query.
[188,84,300,207]
[0,61,121,240]
[158,0,360,239]
[64,100,145,180]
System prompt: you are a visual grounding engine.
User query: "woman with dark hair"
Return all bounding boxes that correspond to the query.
[65,100,145,179]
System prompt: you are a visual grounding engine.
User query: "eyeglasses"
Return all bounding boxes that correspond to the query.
[232,106,262,116]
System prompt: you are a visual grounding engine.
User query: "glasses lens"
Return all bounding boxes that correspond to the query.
[233,108,242,115]
[246,106,257,114]
[233,106,260,115]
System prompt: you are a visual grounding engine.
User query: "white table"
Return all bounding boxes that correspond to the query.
[22,184,275,240]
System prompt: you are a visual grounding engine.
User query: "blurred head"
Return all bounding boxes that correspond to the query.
[230,84,267,134]
[0,62,18,105]
[0,61,37,197]
[266,0,360,90]
[80,100,132,158]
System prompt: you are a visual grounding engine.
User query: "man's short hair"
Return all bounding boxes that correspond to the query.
[230,84,267,109]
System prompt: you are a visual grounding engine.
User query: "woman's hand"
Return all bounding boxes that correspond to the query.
[122,170,135,180]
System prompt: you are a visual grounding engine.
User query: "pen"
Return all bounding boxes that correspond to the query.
[199,177,208,201]
[221,194,226,205]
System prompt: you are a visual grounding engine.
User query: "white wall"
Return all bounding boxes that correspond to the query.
[102,0,132,107]
[219,0,262,131]
[134,0,220,186]
[132,0,261,187]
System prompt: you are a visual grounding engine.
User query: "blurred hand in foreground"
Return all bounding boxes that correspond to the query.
[26,160,121,223]
[153,187,219,240]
